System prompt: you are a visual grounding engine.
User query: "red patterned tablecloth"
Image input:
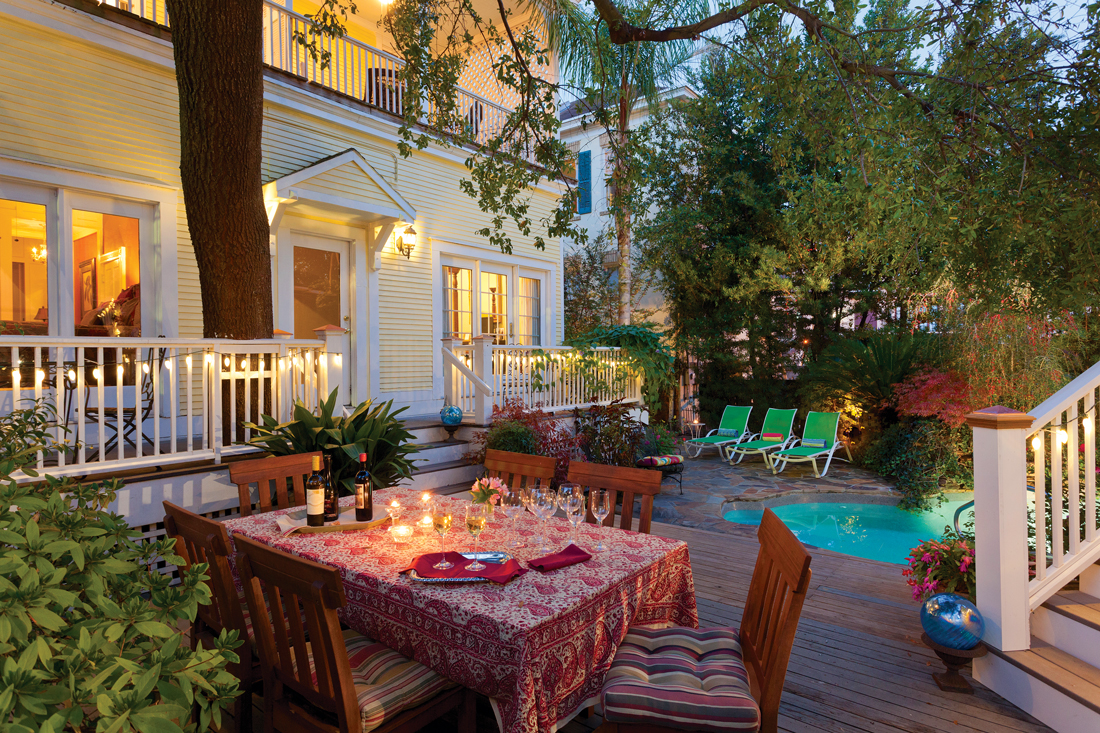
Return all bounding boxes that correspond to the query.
[223,486,698,733]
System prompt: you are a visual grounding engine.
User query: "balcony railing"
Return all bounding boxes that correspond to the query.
[0,336,337,479]
[98,0,514,148]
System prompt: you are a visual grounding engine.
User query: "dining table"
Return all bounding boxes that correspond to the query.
[222,485,699,733]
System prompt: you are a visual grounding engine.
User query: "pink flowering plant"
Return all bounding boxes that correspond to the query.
[470,476,509,506]
[902,529,975,601]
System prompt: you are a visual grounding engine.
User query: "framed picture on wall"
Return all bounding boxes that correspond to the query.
[78,258,97,318]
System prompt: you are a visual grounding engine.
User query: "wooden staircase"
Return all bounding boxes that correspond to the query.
[400,420,485,495]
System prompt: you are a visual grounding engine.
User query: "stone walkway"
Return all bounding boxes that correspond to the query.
[649,452,896,536]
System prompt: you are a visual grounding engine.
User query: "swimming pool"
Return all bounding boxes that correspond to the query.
[723,496,974,564]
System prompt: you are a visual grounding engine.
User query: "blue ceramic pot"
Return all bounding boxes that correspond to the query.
[921,593,984,650]
[440,404,463,426]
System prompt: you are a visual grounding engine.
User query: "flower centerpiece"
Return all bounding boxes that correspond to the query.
[470,476,508,508]
[903,530,975,601]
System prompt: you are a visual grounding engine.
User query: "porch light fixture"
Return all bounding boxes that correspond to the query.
[395,225,416,259]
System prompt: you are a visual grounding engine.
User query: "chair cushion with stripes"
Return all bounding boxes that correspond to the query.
[343,630,458,732]
[602,625,761,732]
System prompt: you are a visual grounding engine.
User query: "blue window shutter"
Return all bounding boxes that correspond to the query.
[577,150,592,214]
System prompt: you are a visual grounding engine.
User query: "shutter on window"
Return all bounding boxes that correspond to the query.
[577,150,592,214]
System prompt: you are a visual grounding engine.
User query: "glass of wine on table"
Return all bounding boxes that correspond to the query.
[431,501,454,570]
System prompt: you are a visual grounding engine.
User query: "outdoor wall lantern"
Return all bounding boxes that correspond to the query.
[395,225,416,259]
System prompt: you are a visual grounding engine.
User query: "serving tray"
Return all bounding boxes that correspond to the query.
[279,506,390,534]
[407,552,512,583]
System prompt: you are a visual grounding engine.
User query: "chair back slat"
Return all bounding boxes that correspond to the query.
[162,502,246,644]
[803,411,840,447]
[484,449,556,490]
[229,452,321,517]
[719,405,752,433]
[567,461,661,535]
[741,508,812,727]
[235,534,360,729]
[760,408,798,439]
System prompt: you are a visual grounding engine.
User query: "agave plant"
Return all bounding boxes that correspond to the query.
[243,390,419,494]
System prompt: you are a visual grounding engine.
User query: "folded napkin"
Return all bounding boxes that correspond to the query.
[401,552,527,584]
[529,544,592,572]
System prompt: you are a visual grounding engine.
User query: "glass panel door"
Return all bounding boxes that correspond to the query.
[479,269,508,345]
[443,265,473,343]
[293,235,348,339]
[72,209,141,337]
[0,198,48,334]
[516,276,541,346]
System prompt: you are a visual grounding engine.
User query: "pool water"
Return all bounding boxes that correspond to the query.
[723,497,974,565]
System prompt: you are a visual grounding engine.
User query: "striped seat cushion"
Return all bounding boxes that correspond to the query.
[637,454,684,467]
[602,626,760,732]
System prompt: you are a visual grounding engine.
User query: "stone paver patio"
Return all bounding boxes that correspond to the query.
[649,452,896,535]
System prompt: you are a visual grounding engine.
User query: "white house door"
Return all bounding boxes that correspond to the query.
[290,232,350,348]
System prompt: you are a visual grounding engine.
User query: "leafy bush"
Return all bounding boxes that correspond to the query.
[575,401,644,467]
[567,324,675,406]
[863,419,972,511]
[638,422,682,458]
[0,403,240,732]
[465,400,580,483]
[486,420,539,455]
[894,369,976,427]
[245,389,418,494]
[903,529,975,601]
[697,371,798,435]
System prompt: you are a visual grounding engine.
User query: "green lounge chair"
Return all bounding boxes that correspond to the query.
[683,405,752,459]
[724,408,797,465]
[770,411,852,478]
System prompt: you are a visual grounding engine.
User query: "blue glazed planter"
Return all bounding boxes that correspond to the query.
[921,593,984,650]
[440,404,463,426]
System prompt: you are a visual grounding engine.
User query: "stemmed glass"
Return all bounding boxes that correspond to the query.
[564,491,585,547]
[465,503,489,571]
[500,491,525,549]
[532,487,557,554]
[590,488,610,552]
[431,501,454,569]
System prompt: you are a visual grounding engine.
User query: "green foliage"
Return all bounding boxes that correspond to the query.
[575,401,644,468]
[638,422,682,458]
[904,529,976,602]
[697,374,799,437]
[485,420,538,455]
[244,389,418,494]
[0,403,239,733]
[563,235,618,340]
[863,420,972,511]
[568,324,674,406]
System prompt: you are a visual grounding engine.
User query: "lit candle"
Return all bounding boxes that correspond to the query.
[391,525,414,543]
[387,500,403,524]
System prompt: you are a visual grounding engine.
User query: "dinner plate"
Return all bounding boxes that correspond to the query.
[407,552,512,583]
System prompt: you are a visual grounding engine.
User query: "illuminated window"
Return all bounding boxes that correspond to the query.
[293,246,342,340]
[516,277,541,346]
[443,266,473,343]
[73,210,141,337]
[480,272,508,345]
[0,199,48,333]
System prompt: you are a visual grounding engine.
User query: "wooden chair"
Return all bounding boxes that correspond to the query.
[567,461,662,535]
[484,448,556,490]
[162,501,256,732]
[597,509,812,733]
[229,452,321,517]
[234,534,476,733]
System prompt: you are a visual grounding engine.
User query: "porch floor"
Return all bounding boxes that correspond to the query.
[225,519,1051,733]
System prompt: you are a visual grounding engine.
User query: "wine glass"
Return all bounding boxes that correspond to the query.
[500,491,525,549]
[590,488,610,552]
[533,487,557,554]
[565,492,585,547]
[465,503,489,571]
[431,501,454,569]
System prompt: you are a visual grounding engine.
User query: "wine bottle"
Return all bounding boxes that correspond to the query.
[322,454,339,523]
[354,452,373,522]
[306,455,325,527]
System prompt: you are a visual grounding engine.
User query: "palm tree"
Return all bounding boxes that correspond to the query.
[544,0,703,325]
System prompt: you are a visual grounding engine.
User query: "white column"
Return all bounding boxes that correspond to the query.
[441,336,456,410]
[471,335,494,425]
[966,406,1034,651]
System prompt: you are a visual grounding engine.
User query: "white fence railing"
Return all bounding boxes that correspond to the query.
[0,336,334,479]
[441,337,642,423]
[969,359,1100,652]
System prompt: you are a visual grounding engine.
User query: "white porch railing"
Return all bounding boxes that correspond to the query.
[969,359,1100,651]
[441,337,642,424]
[0,335,338,479]
[98,0,515,149]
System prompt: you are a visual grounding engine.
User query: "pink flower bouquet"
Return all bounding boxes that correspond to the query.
[902,531,975,601]
[470,476,509,506]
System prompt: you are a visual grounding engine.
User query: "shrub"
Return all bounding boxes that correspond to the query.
[903,529,975,601]
[465,400,580,483]
[894,368,976,427]
[567,324,675,406]
[638,422,682,458]
[575,401,644,467]
[863,419,972,511]
[245,389,418,493]
[0,403,240,732]
[697,372,799,436]
[486,419,539,455]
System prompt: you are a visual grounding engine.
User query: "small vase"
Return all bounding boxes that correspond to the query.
[440,404,463,426]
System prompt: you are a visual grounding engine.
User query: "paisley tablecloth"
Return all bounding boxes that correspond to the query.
[223,486,698,733]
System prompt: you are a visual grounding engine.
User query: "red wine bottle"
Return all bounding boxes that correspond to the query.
[306,455,325,527]
[322,454,339,523]
[354,452,373,522]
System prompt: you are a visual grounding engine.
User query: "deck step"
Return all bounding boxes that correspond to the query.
[403,458,480,492]
[1033,590,1100,669]
[977,636,1100,732]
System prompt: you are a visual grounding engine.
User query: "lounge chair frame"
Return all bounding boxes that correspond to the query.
[683,405,752,459]
[770,411,853,478]
[723,408,798,466]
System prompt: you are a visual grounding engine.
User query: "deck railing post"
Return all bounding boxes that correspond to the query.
[313,325,346,407]
[441,337,456,410]
[966,406,1035,652]
[471,335,494,425]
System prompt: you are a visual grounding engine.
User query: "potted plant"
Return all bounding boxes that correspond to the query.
[903,529,976,601]
[244,389,419,494]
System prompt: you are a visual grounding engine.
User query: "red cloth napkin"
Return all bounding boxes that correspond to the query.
[401,552,527,584]
[529,544,592,572]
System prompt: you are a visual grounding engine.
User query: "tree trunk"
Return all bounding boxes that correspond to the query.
[167,0,273,339]
[614,79,631,326]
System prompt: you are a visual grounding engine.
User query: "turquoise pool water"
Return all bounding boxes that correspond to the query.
[723,497,974,565]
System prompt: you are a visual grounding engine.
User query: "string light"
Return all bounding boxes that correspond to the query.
[67,369,76,381]
[1058,429,1069,444]
[92,368,101,382]
[185,355,193,368]
[164,359,172,371]
[142,363,150,374]
[35,369,45,385]
[1084,416,1094,433]
[11,369,20,384]
[1032,436,1042,451]
[116,365,124,379]
[223,356,231,368]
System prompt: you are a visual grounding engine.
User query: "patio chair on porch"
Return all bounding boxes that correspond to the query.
[683,405,752,459]
[567,461,661,535]
[483,448,556,490]
[229,452,321,517]
[597,508,812,733]
[769,411,852,478]
[723,408,797,467]
[162,502,257,732]
[234,534,476,733]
